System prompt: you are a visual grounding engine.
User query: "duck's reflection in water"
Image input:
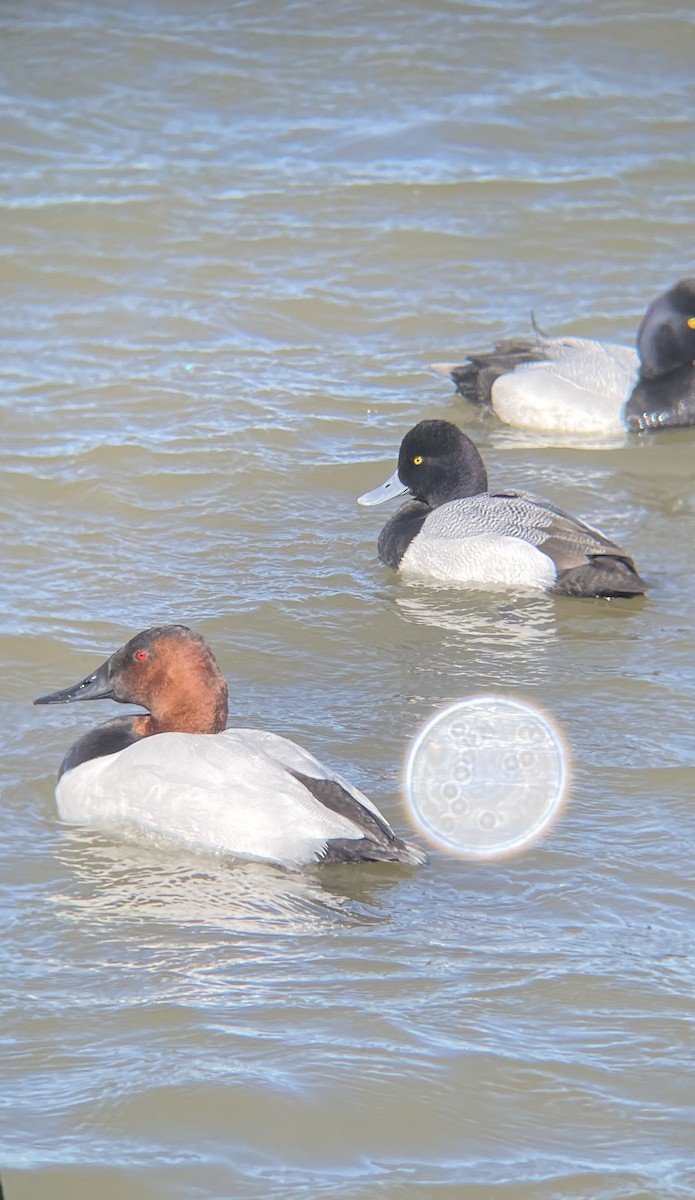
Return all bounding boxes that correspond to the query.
[51,825,412,938]
[394,586,558,683]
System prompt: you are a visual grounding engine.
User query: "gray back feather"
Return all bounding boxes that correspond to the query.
[419,490,633,571]
[518,336,638,401]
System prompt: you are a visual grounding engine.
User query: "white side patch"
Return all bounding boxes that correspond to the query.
[491,339,637,435]
[54,730,381,866]
[400,533,557,591]
[492,372,626,435]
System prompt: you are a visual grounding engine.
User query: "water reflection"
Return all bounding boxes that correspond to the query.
[459,409,630,453]
[395,586,557,659]
[50,827,406,937]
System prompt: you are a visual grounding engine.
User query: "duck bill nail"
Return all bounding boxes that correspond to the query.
[357,470,409,507]
[34,659,115,705]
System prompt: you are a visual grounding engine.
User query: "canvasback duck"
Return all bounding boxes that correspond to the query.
[430,279,695,435]
[358,420,647,598]
[34,625,426,867]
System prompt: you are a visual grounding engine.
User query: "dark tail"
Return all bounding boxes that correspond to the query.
[430,339,546,407]
[320,836,428,866]
[554,555,648,599]
[290,770,428,866]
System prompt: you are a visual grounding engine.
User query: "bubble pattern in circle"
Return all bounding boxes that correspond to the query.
[404,696,569,859]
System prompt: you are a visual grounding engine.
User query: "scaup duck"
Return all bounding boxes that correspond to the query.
[358,420,647,598]
[431,279,695,435]
[34,625,426,867]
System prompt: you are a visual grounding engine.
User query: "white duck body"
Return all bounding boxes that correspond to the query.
[489,337,638,435]
[56,726,410,867]
[399,509,557,590]
[395,489,612,591]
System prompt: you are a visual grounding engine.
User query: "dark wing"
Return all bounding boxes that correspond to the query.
[289,770,427,866]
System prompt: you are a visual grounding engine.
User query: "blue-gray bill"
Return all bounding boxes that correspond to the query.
[357,470,408,507]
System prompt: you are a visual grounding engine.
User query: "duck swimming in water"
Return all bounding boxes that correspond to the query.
[34,625,426,867]
[430,279,695,435]
[358,420,647,598]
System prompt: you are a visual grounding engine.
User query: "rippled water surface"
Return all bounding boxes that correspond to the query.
[2,2,695,1197]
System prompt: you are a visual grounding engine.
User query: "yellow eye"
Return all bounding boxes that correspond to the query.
[413,455,423,465]
[687,317,695,330]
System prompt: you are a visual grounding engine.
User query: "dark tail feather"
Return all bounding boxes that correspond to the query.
[554,555,648,599]
[289,769,428,866]
[320,837,428,866]
[430,339,546,407]
[530,311,550,338]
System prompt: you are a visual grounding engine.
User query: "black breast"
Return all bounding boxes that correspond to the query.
[376,500,431,569]
[59,715,143,779]
[625,364,695,431]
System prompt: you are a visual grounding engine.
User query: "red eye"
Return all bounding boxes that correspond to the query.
[135,649,148,662]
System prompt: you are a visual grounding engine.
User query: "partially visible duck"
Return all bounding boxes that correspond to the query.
[358,420,647,598]
[34,625,426,867]
[431,279,695,435]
